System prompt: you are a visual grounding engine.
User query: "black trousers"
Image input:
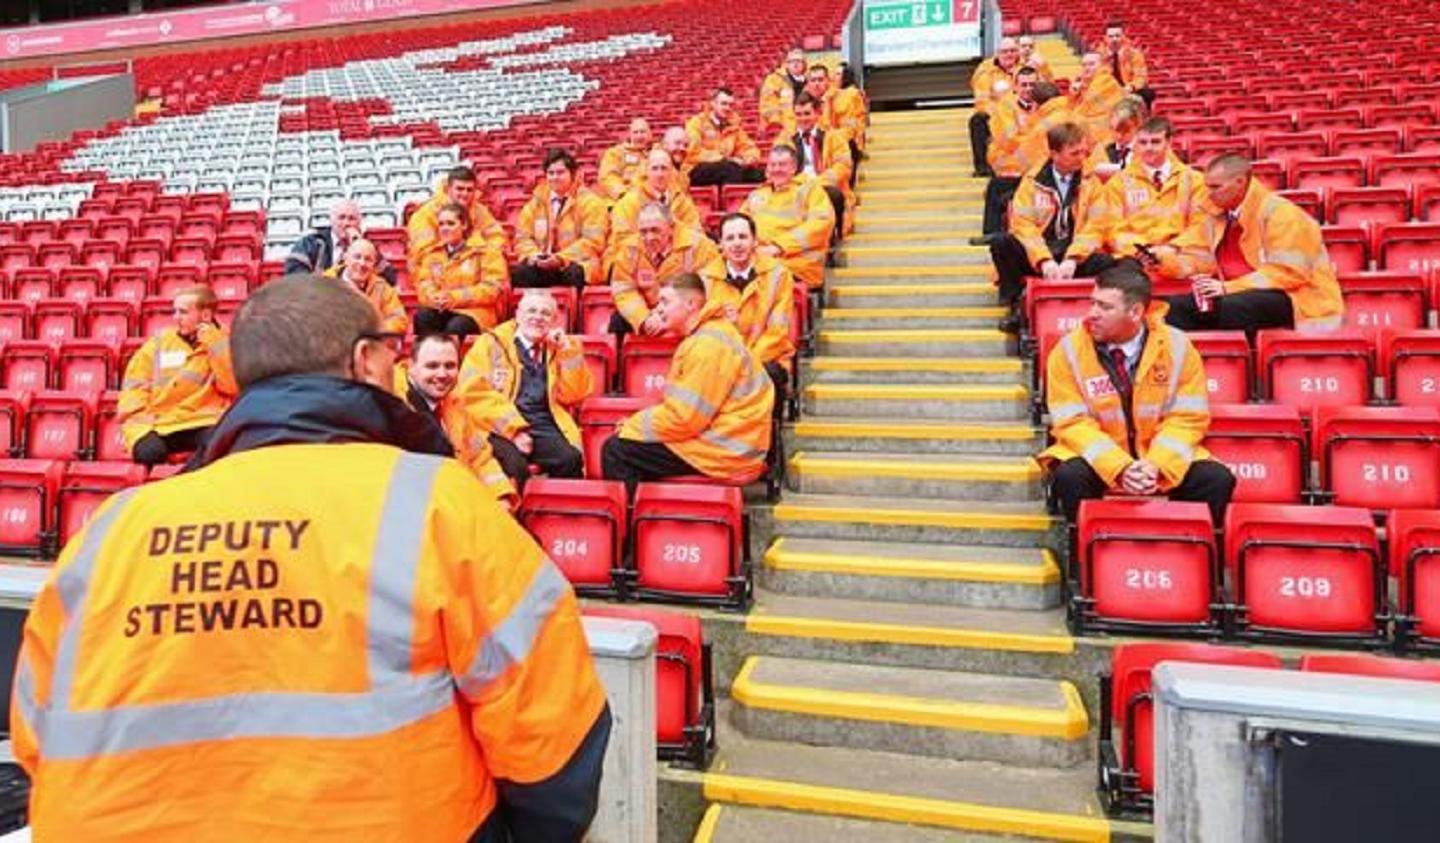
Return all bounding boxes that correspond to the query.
[489,429,584,490]
[600,435,699,491]
[982,176,1021,236]
[689,160,765,187]
[989,236,1117,306]
[413,309,480,336]
[1134,87,1156,108]
[511,261,586,290]
[821,184,845,241]
[969,112,992,176]
[608,310,636,337]
[847,139,861,189]
[1051,456,1236,526]
[764,360,789,419]
[132,426,211,467]
[1163,289,1294,334]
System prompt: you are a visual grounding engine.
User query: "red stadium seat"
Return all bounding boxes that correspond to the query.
[35,243,74,272]
[106,265,153,302]
[1338,271,1427,337]
[1313,406,1440,509]
[1377,222,1440,275]
[581,286,616,337]
[1099,643,1283,815]
[58,339,118,392]
[1417,185,1440,222]
[1256,329,1373,414]
[1381,329,1440,405]
[25,390,95,461]
[140,297,176,336]
[1202,404,1306,504]
[155,263,203,298]
[1320,224,1370,272]
[1371,153,1440,190]
[80,240,122,272]
[1290,157,1366,192]
[578,396,651,479]
[581,604,715,767]
[1225,503,1384,642]
[579,334,616,395]
[517,478,626,594]
[1389,509,1440,650]
[57,267,103,303]
[93,390,127,463]
[1330,127,1401,158]
[1186,331,1251,402]
[86,299,138,344]
[2,340,51,392]
[1298,652,1440,681]
[631,482,748,608]
[620,335,680,400]
[11,268,52,303]
[0,458,63,557]
[1329,187,1409,226]
[57,461,147,547]
[1257,132,1329,167]
[1276,188,1324,221]
[1073,499,1220,634]
[206,262,255,299]
[0,391,28,459]
[33,299,81,343]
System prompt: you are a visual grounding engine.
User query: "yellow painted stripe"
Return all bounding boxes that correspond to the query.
[746,613,1074,654]
[788,454,1042,483]
[701,774,1108,842]
[731,656,1089,739]
[830,267,990,280]
[851,212,980,224]
[828,282,992,295]
[818,329,1006,344]
[804,383,1027,400]
[791,420,1037,441]
[857,200,985,212]
[841,244,988,257]
[692,804,723,843]
[846,230,974,243]
[773,501,1053,532]
[764,538,1061,585]
[808,357,1021,373]
[822,307,1008,319]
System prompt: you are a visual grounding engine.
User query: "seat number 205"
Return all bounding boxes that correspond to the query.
[661,543,703,564]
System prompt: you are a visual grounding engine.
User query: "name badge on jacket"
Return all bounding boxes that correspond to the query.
[159,350,187,370]
[1085,375,1118,399]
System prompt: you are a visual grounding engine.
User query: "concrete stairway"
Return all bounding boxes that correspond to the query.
[686,108,1143,843]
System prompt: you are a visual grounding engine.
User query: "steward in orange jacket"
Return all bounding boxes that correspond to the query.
[118,285,238,466]
[410,201,508,335]
[1069,55,1126,146]
[684,88,764,187]
[739,146,836,290]
[14,275,609,843]
[602,274,774,487]
[406,166,508,270]
[513,149,609,288]
[829,66,868,152]
[322,240,409,334]
[758,49,809,136]
[1040,262,1234,524]
[606,203,720,335]
[1095,26,1150,97]
[780,92,855,236]
[702,216,797,372]
[1090,118,1208,277]
[607,148,702,255]
[596,117,654,201]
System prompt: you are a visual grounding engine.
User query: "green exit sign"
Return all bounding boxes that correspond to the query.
[866,1,953,29]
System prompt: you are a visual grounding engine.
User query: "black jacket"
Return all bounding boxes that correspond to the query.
[283,227,399,285]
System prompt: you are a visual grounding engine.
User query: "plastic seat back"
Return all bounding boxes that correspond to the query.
[632,482,743,600]
[1339,272,1426,338]
[1077,499,1218,630]
[1314,406,1440,509]
[620,335,680,400]
[581,286,617,336]
[25,389,95,461]
[582,604,707,749]
[57,461,147,547]
[1203,403,1307,503]
[518,478,626,591]
[1299,653,1440,681]
[1257,329,1373,415]
[1187,331,1252,403]
[1381,329,1440,406]
[577,396,652,479]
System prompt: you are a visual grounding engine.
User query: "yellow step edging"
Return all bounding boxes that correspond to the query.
[772,501,1053,533]
[764,538,1061,586]
[845,230,975,243]
[856,200,985,212]
[808,357,1022,373]
[821,306,1008,319]
[828,281,993,296]
[841,245,988,259]
[829,267,992,279]
[788,453,1042,483]
[731,656,1089,739]
[804,383,1027,401]
[692,803,723,843]
[818,328,1007,343]
[745,612,1073,654]
[791,419,1036,441]
[701,774,1108,842]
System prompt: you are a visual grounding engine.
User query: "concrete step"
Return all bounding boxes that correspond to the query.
[768,492,1055,548]
[697,721,1113,842]
[786,418,1041,456]
[855,191,984,212]
[787,451,1043,502]
[730,655,1089,766]
[815,328,1009,359]
[861,168,985,186]
[849,213,980,235]
[843,230,976,247]
[851,200,983,219]
[803,383,1028,422]
[820,306,1004,330]
[800,356,1023,386]
[828,265,991,286]
[695,804,1003,843]
[826,281,995,308]
[865,137,970,155]
[840,244,989,268]
[861,153,972,172]
[761,536,1061,610]
[870,108,969,126]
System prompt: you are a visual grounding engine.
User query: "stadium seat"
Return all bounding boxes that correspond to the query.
[1330,187,1409,226]
[1072,499,1220,634]
[1371,153,1440,190]
[517,478,626,595]
[0,458,63,557]
[0,391,28,459]
[581,286,616,336]
[1277,188,1324,221]
[1224,503,1384,642]
[581,604,716,768]
[1320,224,1370,272]
[33,298,82,343]
[579,334,617,395]
[57,267,103,303]
[106,266,153,302]
[578,396,651,479]
[1417,185,1440,222]
[1202,403,1306,504]
[1298,652,1440,681]
[1256,329,1374,414]
[630,482,748,608]
[11,269,53,303]
[1186,331,1252,402]
[1377,222,1440,275]
[140,297,176,335]
[2,340,52,392]
[620,335,680,400]
[1313,406,1440,509]
[1098,643,1283,817]
[25,390,95,461]
[93,390,127,462]
[1389,509,1440,650]
[56,461,147,547]
[86,299,138,344]
[58,339,118,392]
[1291,157,1366,193]
[1338,271,1427,337]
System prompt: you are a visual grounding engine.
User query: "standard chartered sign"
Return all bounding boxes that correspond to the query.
[863,0,982,66]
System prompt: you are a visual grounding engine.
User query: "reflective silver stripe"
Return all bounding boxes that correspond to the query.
[637,409,657,442]
[560,353,585,373]
[1152,434,1195,461]
[1169,394,1210,413]
[457,559,569,700]
[696,325,751,361]
[1082,438,1121,462]
[1244,269,1277,289]
[1134,403,1162,420]
[1297,314,1344,332]
[50,488,138,711]
[666,383,717,419]
[1049,401,1088,422]
[1096,407,1126,426]
[699,429,767,460]
[35,671,456,761]
[175,369,207,387]
[120,378,146,390]
[730,365,771,402]
[366,453,443,682]
[13,656,38,734]
[1059,334,1090,412]
[1164,328,1188,410]
[150,339,164,386]
[1267,248,1311,268]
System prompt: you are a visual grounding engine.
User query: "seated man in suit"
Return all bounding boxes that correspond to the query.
[784,93,853,238]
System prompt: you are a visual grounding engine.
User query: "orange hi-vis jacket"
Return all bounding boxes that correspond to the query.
[410,233,509,330]
[758,67,807,135]
[988,96,1073,179]
[406,182,509,272]
[1094,152,1209,266]
[740,175,836,290]
[830,86,868,150]
[684,106,761,171]
[1009,162,1108,267]
[456,319,595,447]
[321,265,409,334]
[392,364,516,504]
[12,443,606,841]
[779,126,855,225]
[1095,37,1149,91]
[606,182,702,256]
[1040,304,1212,491]
[596,142,650,200]
[618,302,774,479]
[607,226,720,330]
[514,182,610,285]
[118,325,237,450]
[971,57,1020,115]
[1173,178,1344,332]
[699,254,797,367]
[1069,71,1125,146]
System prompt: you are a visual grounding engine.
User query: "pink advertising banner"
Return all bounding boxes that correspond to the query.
[0,0,540,62]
